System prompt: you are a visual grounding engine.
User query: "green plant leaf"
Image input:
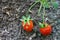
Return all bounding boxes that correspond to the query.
[43,2,50,8]
[52,2,58,9]
[40,0,50,8]
[44,3,50,8]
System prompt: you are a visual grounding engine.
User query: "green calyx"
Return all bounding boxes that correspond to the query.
[20,15,33,25]
[39,23,45,28]
[39,22,48,28]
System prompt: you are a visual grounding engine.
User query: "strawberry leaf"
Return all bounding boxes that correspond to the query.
[52,2,58,9]
[44,2,50,8]
[43,3,49,8]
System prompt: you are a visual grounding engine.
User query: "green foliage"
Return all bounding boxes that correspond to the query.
[52,2,58,9]
[35,0,50,8]
[35,0,58,9]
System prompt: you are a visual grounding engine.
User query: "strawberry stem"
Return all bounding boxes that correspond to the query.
[43,6,45,23]
[29,2,37,11]
[38,3,42,16]
[26,2,37,17]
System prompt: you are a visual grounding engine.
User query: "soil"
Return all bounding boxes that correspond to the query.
[0,0,60,40]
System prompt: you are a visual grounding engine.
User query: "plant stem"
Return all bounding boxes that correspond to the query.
[26,2,37,17]
[38,3,42,16]
[29,2,37,11]
[43,7,45,23]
